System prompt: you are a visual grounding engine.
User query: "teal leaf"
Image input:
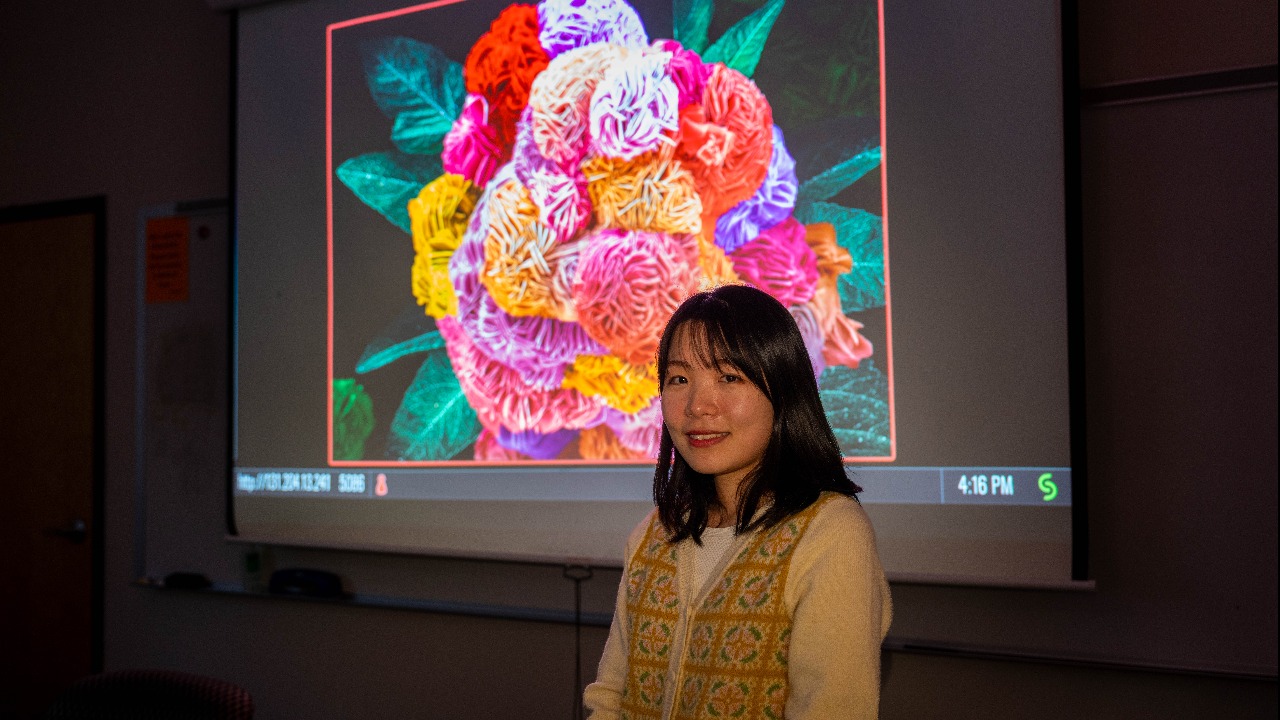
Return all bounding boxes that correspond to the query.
[387,349,481,461]
[674,0,714,54]
[796,146,880,207]
[786,118,877,186]
[358,329,445,374]
[795,201,884,312]
[357,302,445,374]
[819,360,890,457]
[335,152,442,232]
[363,37,465,125]
[333,378,375,460]
[391,108,454,155]
[701,0,785,78]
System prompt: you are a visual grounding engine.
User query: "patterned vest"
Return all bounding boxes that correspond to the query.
[619,495,835,720]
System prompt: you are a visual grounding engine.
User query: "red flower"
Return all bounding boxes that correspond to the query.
[677,64,773,220]
[464,5,550,149]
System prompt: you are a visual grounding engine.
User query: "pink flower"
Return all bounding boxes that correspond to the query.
[600,400,663,457]
[789,304,827,378]
[803,222,874,368]
[473,428,526,461]
[437,315,603,434]
[512,113,591,242]
[653,40,712,108]
[572,229,700,365]
[442,94,503,187]
[728,217,819,307]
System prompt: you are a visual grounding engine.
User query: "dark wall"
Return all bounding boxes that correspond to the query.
[0,0,1275,718]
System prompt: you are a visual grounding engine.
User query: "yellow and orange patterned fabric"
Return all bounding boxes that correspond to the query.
[619,495,835,719]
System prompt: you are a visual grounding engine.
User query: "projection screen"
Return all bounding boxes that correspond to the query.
[232,0,1082,587]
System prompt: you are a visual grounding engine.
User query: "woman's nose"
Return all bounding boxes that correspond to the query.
[685,382,717,416]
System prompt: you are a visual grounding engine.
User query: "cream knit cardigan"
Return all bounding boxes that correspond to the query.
[584,492,893,719]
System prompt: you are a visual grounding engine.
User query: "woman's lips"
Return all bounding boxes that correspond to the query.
[686,432,728,448]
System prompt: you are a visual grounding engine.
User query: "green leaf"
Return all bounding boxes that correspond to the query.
[335,152,442,232]
[363,36,465,124]
[796,146,880,207]
[674,0,714,54]
[333,378,375,460]
[387,349,481,461]
[356,302,446,374]
[819,360,890,457]
[786,117,878,186]
[701,0,785,78]
[358,330,445,374]
[391,108,454,155]
[747,1,880,128]
[795,201,884,312]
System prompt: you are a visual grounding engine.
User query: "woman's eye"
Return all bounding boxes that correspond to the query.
[722,374,741,383]
[666,375,687,385]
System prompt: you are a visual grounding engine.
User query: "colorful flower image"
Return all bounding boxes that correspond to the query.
[330,0,892,463]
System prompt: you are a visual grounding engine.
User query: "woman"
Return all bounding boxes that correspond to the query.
[584,284,893,719]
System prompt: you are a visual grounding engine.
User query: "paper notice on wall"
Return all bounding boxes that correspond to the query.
[145,216,190,303]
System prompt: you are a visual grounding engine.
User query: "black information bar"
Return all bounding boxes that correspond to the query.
[234,466,1071,507]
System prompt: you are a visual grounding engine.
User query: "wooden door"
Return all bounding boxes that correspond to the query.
[0,199,103,717]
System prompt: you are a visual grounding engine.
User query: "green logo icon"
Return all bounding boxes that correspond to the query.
[1037,473,1058,502]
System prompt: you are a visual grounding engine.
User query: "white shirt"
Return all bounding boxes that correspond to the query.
[691,525,738,596]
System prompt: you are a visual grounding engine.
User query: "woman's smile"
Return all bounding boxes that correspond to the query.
[685,431,730,448]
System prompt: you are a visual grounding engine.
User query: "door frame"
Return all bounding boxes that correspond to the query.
[0,196,107,673]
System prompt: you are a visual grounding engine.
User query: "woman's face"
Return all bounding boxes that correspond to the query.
[661,325,775,500]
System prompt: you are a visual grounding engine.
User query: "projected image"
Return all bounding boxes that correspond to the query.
[329,0,892,464]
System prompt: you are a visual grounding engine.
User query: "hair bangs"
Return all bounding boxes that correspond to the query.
[657,294,772,399]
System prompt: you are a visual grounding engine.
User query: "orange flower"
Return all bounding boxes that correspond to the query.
[582,147,702,235]
[481,179,582,320]
[803,222,874,368]
[695,235,740,290]
[578,424,651,460]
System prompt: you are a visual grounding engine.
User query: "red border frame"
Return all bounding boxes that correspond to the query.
[325,0,896,467]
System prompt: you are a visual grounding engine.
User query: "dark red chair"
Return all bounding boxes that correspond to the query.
[43,669,254,720]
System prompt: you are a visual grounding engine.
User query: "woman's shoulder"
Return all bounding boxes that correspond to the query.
[781,492,888,609]
[803,491,877,546]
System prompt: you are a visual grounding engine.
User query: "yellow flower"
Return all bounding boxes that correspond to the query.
[408,173,477,318]
[561,354,658,413]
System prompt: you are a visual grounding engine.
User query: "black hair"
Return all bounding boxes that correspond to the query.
[653,284,860,542]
